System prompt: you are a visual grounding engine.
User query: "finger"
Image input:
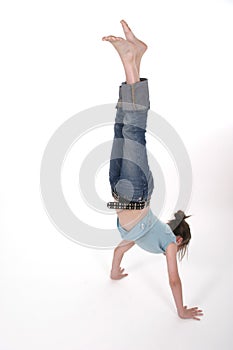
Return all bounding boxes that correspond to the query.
[191,307,199,311]
[192,312,203,316]
[119,275,128,279]
[193,316,201,321]
[121,273,128,278]
[192,310,198,314]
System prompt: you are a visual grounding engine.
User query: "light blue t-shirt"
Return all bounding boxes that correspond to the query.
[117,209,177,254]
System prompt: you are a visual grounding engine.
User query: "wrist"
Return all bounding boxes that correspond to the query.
[111,268,119,273]
[177,307,185,316]
[110,269,120,279]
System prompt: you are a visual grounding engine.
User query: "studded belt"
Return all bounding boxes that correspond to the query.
[107,191,150,210]
[107,201,150,210]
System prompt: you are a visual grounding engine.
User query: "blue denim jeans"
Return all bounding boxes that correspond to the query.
[109,78,154,202]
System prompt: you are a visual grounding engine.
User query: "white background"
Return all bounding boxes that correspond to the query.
[1,0,233,349]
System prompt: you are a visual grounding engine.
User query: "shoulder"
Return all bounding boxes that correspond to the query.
[163,242,177,256]
[165,242,178,255]
[161,224,177,253]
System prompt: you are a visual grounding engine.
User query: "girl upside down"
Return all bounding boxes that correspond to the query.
[102,20,203,321]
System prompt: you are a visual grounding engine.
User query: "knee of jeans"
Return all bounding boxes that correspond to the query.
[115,179,135,202]
[122,124,146,144]
[114,123,123,137]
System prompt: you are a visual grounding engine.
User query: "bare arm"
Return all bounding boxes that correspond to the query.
[110,208,147,280]
[166,243,204,320]
[110,240,135,280]
[166,243,184,313]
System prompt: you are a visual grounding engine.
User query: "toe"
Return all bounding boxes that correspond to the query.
[120,19,128,26]
[102,35,117,42]
[121,19,131,32]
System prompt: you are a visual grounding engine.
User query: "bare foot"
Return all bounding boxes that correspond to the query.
[102,35,137,65]
[102,35,140,83]
[120,19,147,73]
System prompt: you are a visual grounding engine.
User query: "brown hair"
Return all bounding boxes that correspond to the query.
[167,210,192,261]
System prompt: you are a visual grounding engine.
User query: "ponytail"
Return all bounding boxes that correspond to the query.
[167,210,192,261]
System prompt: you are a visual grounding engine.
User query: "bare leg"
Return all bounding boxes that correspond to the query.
[102,35,140,84]
[103,19,148,84]
[120,19,148,76]
[103,20,147,81]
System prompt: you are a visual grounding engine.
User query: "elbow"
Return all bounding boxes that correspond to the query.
[114,246,124,255]
[114,246,120,254]
[169,276,181,287]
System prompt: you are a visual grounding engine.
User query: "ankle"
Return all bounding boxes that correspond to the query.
[124,62,140,84]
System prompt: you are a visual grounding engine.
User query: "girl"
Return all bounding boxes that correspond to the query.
[103,20,203,321]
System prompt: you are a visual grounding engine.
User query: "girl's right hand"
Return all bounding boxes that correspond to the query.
[110,267,128,280]
[178,306,204,320]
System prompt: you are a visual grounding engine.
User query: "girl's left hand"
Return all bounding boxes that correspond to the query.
[178,306,204,320]
[110,267,128,280]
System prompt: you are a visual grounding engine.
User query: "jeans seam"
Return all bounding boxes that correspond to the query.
[132,84,135,110]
